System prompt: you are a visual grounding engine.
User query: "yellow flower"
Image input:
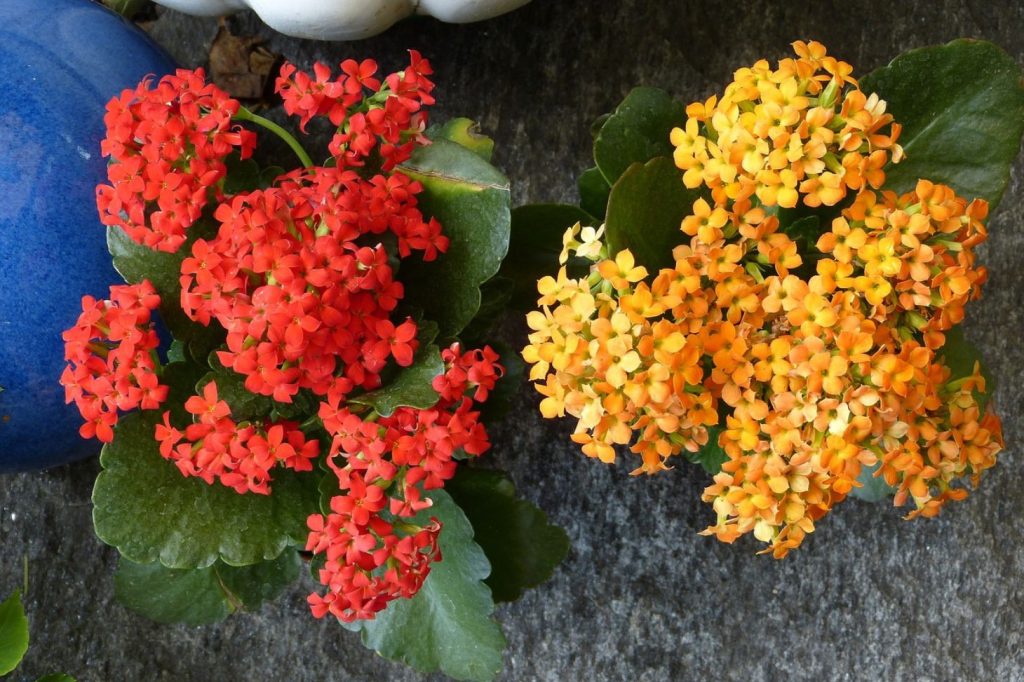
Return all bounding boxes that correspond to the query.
[597,250,648,290]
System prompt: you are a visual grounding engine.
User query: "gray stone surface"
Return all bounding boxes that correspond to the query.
[3,0,1024,679]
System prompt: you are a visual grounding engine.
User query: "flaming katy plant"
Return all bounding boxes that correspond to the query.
[64,53,566,681]
[513,39,1023,558]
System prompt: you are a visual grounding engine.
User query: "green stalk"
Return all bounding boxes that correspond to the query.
[234,106,314,169]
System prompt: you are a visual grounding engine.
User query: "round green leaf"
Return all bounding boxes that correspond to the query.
[427,118,495,162]
[197,369,273,422]
[348,344,443,417]
[604,156,701,270]
[351,490,506,682]
[683,424,728,476]
[939,325,995,411]
[502,204,596,308]
[114,551,300,626]
[447,468,569,603]
[578,166,611,219]
[397,139,511,339]
[593,87,686,186]
[860,39,1024,210]
[107,224,225,362]
[92,409,321,569]
[0,590,29,676]
[850,461,897,503]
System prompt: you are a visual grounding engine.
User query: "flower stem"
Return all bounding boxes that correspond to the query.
[234,106,314,168]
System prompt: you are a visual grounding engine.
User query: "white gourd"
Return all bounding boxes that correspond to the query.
[151,0,532,41]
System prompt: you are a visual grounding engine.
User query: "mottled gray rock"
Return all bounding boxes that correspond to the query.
[3,0,1024,679]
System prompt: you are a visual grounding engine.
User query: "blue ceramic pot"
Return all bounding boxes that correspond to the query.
[0,0,176,472]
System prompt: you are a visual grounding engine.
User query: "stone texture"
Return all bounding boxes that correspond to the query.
[3,0,1024,679]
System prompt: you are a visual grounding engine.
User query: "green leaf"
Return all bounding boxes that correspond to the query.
[604,157,700,270]
[459,276,515,344]
[478,341,525,423]
[589,113,612,139]
[114,551,300,626]
[397,139,511,338]
[351,490,506,681]
[35,675,76,682]
[447,468,568,602]
[501,204,596,308]
[427,119,495,162]
[860,39,1024,210]
[593,87,686,186]
[349,345,443,417]
[223,156,263,195]
[849,461,896,503]
[939,325,995,410]
[93,409,321,569]
[167,340,187,364]
[683,424,728,475]
[223,155,284,195]
[0,590,29,676]
[107,225,225,362]
[578,167,611,219]
[781,215,822,248]
[197,369,273,422]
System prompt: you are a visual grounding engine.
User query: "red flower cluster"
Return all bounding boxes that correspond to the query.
[154,381,318,494]
[276,51,435,170]
[60,282,167,443]
[179,165,447,404]
[96,69,256,253]
[306,344,503,622]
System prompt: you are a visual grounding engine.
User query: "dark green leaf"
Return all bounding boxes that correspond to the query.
[349,345,443,417]
[502,204,596,308]
[223,156,263,195]
[861,39,1024,210]
[269,390,319,422]
[260,166,286,187]
[198,369,273,422]
[167,340,187,364]
[781,215,821,247]
[684,425,728,475]
[593,87,686,186]
[427,118,495,162]
[447,468,568,602]
[107,225,225,362]
[93,409,321,569]
[849,461,896,503]
[939,325,994,410]
[35,675,77,682]
[578,167,611,219]
[398,139,511,338]
[604,157,700,270]
[351,490,506,681]
[479,342,525,423]
[114,551,300,626]
[459,276,515,344]
[589,113,612,139]
[0,591,28,676]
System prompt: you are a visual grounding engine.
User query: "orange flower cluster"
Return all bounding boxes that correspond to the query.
[672,40,903,210]
[523,42,1003,557]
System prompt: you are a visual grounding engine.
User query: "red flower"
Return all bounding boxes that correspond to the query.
[60,282,166,443]
[96,69,255,253]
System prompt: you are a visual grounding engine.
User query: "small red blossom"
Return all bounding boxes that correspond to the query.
[60,281,167,443]
[305,344,503,622]
[155,378,319,495]
[275,51,436,171]
[96,68,256,253]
